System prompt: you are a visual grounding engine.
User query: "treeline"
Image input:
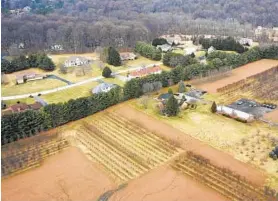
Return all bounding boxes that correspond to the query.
[1,11,254,54]
[135,42,162,61]
[1,87,121,145]
[2,45,278,145]
[1,53,55,73]
[199,37,247,53]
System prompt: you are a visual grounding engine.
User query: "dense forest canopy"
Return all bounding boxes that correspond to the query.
[1,0,277,53]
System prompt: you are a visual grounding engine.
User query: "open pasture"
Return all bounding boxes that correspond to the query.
[41,81,99,104]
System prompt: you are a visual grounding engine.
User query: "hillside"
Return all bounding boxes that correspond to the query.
[1,0,278,52]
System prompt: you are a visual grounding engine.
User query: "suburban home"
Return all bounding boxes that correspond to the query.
[184,47,197,55]
[64,56,90,67]
[208,46,216,54]
[92,83,117,94]
[129,66,162,79]
[238,38,253,46]
[157,93,199,103]
[217,105,255,122]
[156,44,172,52]
[51,44,64,51]
[16,73,46,84]
[2,101,43,115]
[119,52,137,61]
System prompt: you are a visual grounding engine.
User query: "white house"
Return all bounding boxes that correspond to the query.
[51,44,64,51]
[64,56,90,67]
[92,83,117,94]
[217,105,255,122]
[156,44,172,52]
[238,38,253,46]
[119,52,137,61]
[208,46,216,54]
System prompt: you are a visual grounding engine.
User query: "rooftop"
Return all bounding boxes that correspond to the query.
[130,66,162,77]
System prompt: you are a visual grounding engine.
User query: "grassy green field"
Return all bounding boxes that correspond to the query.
[41,81,99,104]
[1,79,67,96]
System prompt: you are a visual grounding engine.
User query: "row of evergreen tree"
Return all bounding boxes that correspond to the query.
[134,42,162,61]
[199,37,247,53]
[2,45,278,145]
[1,53,56,73]
[1,87,121,145]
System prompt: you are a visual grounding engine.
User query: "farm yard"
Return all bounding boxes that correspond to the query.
[3,103,277,200]
[109,165,228,201]
[75,111,183,183]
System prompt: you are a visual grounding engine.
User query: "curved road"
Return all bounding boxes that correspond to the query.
[2,63,162,101]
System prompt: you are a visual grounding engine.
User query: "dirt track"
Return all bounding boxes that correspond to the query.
[1,147,115,201]
[113,104,266,186]
[110,165,227,201]
[194,59,278,93]
[264,109,278,123]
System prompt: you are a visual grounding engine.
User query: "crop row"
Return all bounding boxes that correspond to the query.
[172,153,269,201]
[2,138,69,177]
[77,113,180,183]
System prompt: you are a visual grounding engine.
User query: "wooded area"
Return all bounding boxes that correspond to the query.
[3,0,277,53]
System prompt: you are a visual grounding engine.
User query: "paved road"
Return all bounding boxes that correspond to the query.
[2,63,162,101]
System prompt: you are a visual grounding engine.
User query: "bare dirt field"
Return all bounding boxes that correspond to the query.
[110,165,227,201]
[264,109,278,123]
[193,59,278,93]
[112,104,266,186]
[1,147,115,201]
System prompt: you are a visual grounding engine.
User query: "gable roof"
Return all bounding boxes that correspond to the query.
[130,66,162,77]
[29,102,43,110]
[10,103,29,112]
[92,83,116,94]
[65,56,89,63]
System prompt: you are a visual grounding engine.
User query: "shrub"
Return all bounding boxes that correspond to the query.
[102,66,112,78]
[211,101,217,113]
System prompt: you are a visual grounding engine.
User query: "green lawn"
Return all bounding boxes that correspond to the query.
[172,49,184,54]
[1,79,67,96]
[41,81,99,104]
[195,51,206,57]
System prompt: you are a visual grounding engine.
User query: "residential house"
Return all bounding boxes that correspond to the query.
[6,102,43,114]
[184,47,197,55]
[64,56,90,67]
[128,66,162,79]
[16,73,46,84]
[238,38,253,46]
[10,103,29,113]
[92,83,117,94]
[156,44,172,52]
[119,52,137,61]
[51,44,64,51]
[217,105,255,122]
[208,46,216,54]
